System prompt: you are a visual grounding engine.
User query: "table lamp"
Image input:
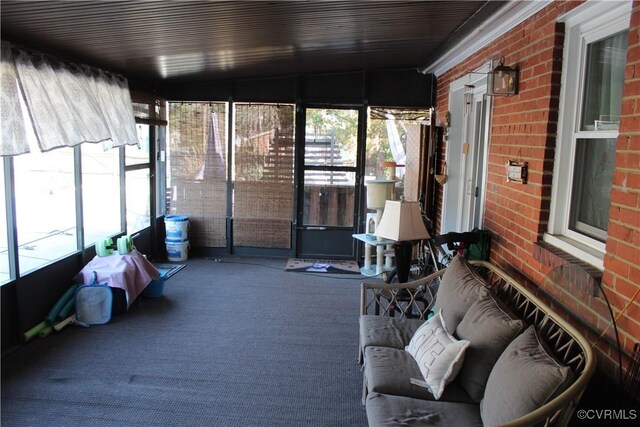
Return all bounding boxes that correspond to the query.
[366,180,395,240]
[375,199,430,283]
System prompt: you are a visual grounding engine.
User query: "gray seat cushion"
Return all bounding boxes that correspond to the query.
[360,315,424,353]
[366,392,483,427]
[480,325,574,426]
[432,255,489,334]
[455,291,524,402]
[364,346,474,403]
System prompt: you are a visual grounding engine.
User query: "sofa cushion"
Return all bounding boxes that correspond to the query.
[480,325,574,426]
[405,310,470,400]
[364,346,475,403]
[360,315,424,353]
[432,255,489,334]
[455,291,524,402]
[366,392,483,427]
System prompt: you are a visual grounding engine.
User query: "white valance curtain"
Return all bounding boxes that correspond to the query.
[0,41,137,156]
[0,42,29,156]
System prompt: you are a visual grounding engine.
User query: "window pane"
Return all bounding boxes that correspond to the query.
[0,163,10,284]
[14,148,77,275]
[132,102,150,120]
[126,169,150,234]
[303,170,355,227]
[167,102,228,248]
[366,108,430,201]
[580,31,628,131]
[570,138,616,241]
[305,108,358,167]
[126,124,150,166]
[156,126,167,218]
[82,143,122,246]
[233,104,294,248]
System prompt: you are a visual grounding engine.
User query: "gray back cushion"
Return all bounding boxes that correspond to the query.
[455,292,524,402]
[359,315,424,351]
[480,325,574,426]
[433,255,489,334]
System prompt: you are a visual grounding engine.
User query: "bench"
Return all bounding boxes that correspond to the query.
[359,257,596,426]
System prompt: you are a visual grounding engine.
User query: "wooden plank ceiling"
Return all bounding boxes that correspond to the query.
[1,1,500,84]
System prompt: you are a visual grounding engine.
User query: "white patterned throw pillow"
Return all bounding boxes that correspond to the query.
[405,310,470,399]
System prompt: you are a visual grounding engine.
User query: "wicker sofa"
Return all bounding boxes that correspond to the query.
[359,256,595,427]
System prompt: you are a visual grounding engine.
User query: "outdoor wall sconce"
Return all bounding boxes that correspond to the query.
[488,57,518,97]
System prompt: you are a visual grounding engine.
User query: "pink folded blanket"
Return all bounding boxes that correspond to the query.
[74,250,160,307]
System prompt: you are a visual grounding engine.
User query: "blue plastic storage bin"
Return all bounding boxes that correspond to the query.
[142,274,166,298]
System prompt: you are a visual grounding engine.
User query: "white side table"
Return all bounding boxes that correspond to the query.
[352,233,395,277]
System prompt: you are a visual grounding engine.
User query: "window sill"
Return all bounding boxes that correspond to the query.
[536,234,604,277]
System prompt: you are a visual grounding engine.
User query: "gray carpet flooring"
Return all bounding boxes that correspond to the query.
[1,257,369,426]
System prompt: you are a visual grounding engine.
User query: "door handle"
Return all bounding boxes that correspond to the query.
[304,226,327,231]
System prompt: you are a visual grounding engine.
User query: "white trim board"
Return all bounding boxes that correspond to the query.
[441,70,491,234]
[422,0,553,77]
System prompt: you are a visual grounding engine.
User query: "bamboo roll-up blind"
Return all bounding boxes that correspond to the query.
[233,104,294,248]
[168,102,228,247]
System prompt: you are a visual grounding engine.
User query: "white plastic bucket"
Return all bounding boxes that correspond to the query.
[166,239,189,262]
[165,215,190,240]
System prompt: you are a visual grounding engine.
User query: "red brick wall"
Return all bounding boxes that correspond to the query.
[606,0,640,361]
[434,0,640,374]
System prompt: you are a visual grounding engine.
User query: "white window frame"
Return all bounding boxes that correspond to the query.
[546,0,631,269]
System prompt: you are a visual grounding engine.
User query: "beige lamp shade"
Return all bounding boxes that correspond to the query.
[366,180,395,210]
[375,200,430,241]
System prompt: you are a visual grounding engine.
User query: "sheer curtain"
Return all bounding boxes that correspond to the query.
[0,42,29,155]
[0,42,137,156]
[92,69,138,150]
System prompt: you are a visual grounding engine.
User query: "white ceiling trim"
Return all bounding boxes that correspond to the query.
[422,0,553,77]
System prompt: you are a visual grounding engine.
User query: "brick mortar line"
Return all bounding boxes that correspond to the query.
[615,315,640,331]
[489,141,558,147]
[608,237,638,256]
[614,150,640,155]
[608,217,640,231]
[486,162,552,176]
[614,202,640,214]
[487,152,556,161]
[603,288,640,316]
[498,45,562,66]
[491,96,559,106]
[485,182,548,197]
[579,302,617,325]
[606,237,638,256]
[490,114,558,121]
[605,252,640,273]
[489,133,557,138]
[483,205,546,229]
[616,167,640,175]
[611,198,640,206]
[605,266,640,287]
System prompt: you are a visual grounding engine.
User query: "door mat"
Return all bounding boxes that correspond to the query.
[285,258,360,274]
[152,263,186,279]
